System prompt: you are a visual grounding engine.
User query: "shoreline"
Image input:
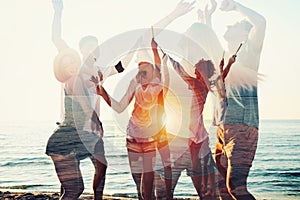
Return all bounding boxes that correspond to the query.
[0,191,199,200]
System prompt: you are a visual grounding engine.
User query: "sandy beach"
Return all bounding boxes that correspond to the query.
[0,191,133,200]
[0,191,201,200]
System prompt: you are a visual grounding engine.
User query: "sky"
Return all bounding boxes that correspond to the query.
[0,0,299,123]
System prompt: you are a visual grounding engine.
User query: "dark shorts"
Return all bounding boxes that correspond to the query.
[126,138,157,173]
[215,124,258,195]
[126,138,157,153]
[46,126,104,161]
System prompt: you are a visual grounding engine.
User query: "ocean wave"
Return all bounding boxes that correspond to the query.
[1,119,300,198]
[106,154,128,158]
[111,193,138,198]
[1,161,51,167]
[280,172,300,178]
[0,184,50,190]
[107,171,130,176]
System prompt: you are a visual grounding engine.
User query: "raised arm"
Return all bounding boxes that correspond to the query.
[151,38,161,69]
[197,0,217,27]
[52,0,68,51]
[151,39,171,96]
[168,55,193,85]
[153,0,195,34]
[114,0,195,75]
[222,54,236,80]
[161,53,170,97]
[219,57,225,77]
[220,0,266,51]
[91,74,137,113]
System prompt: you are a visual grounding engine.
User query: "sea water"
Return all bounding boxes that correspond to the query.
[0,120,299,199]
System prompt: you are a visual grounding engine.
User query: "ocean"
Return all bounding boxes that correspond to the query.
[0,120,299,199]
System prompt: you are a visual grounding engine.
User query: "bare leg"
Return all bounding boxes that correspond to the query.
[189,142,203,199]
[132,173,143,200]
[191,176,203,198]
[202,152,216,198]
[142,151,156,200]
[215,127,231,199]
[91,156,107,200]
[50,154,84,200]
[154,172,167,199]
[225,125,258,200]
[201,154,208,196]
[127,140,155,200]
[158,144,173,200]
[164,166,173,200]
[215,145,227,178]
[209,173,216,197]
[202,174,208,195]
[128,149,144,200]
[171,176,180,195]
[203,173,217,199]
[143,171,154,200]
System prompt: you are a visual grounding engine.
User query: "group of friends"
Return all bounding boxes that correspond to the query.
[45,0,266,199]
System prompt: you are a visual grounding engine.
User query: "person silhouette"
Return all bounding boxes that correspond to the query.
[205,0,266,199]
[46,0,125,199]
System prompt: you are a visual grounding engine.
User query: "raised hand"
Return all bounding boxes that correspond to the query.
[52,0,63,11]
[220,0,236,12]
[222,54,236,80]
[197,0,216,25]
[228,54,237,65]
[151,38,158,51]
[170,0,196,19]
[90,71,105,96]
[89,70,103,84]
[90,75,99,85]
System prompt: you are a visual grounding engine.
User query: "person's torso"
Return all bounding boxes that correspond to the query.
[188,78,209,143]
[224,86,259,128]
[63,92,87,130]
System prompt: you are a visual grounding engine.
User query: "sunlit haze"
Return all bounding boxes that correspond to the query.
[0,0,299,122]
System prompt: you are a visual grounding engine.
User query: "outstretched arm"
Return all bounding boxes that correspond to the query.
[222,54,236,80]
[220,0,266,51]
[151,38,161,70]
[52,0,68,51]
[117,0,195,73]
[152,39,170,96]
[219,58,224,77]
[197,0,217,27]
[153,0,195,36]
[168,55,194,85]
[162,54,170,97]
[90,74,137,113]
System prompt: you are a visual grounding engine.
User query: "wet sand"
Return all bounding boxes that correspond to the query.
[0,191,200,200]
